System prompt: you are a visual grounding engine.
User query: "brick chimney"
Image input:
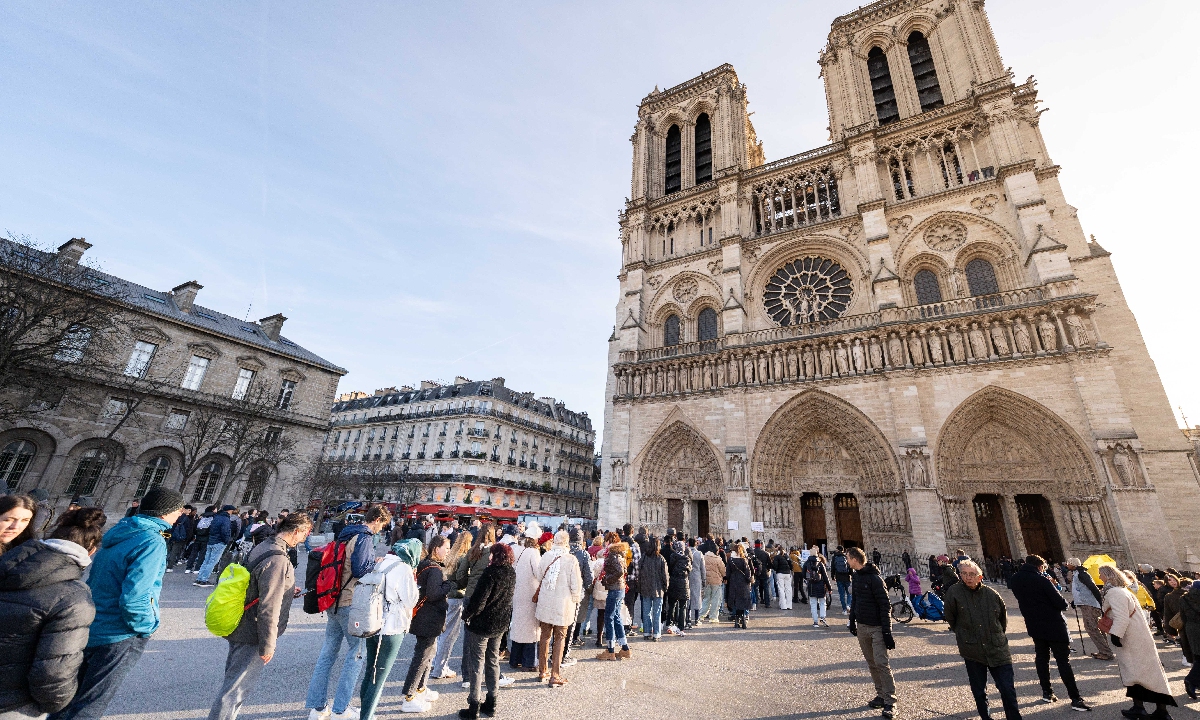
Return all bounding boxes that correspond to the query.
[171,281,203,313]
[57,238,92,265]
[258,313,286,342]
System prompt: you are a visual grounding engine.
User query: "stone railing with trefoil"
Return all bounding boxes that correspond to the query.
[613,279,1104,400]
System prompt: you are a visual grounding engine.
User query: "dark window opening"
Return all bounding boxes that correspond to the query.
[698,308,718,347]
[664,315,680,347]
[940,143,963,187]
[867,47,899,125]
[965,258,999,296]
[665,124,682,195]
[694,113,712,184]
[907,32,944,112]
[913,269,943,305]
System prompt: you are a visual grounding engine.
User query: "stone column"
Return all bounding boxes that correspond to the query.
[823,493,839,549]
[1002,495,1027,561]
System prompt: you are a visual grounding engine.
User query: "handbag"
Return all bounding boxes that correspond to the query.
[1097,609,1113,634]
[531,557,560,604]
[1170,612,1185,631]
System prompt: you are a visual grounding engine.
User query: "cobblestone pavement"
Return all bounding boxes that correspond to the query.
[103,570,1193,720]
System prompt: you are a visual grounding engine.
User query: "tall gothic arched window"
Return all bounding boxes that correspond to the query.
[192,461,223,503]
[907,32,944,112]
[242,466,268,506]
[664,315,681,347]
[0,440,35,490]
[135,455,170,497]
[913,269,943,305]
[665,125,682,195]
[697,307,718,342]
[694,114,712,184]
[67,448,109,495]
[867,47,899,125]
[965,258,999,296]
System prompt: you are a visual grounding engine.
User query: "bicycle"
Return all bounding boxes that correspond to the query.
[885,574,914,624]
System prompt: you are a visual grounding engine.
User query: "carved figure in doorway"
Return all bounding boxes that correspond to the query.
[1038,315,1058,352]
[1013,320,1032,355]
[1065,310,1091,348]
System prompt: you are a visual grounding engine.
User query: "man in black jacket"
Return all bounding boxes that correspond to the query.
[847,547,895,719]
[1008,555,1092,711]
[752,541,773,608]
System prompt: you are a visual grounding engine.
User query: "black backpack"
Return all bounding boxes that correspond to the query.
[833,553,850,575]
[302,549,325,614]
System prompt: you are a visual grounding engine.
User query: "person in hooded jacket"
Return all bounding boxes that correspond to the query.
[1007,555,1091,711]
[637,538,668,640]
[665,540,691,636]
[48,489,184,720]
[0,494,38,556]
[194,505,237,587]
[359,539,420,720]
[0,508,105,719]
[400,535,456,713]
[459,543,516,720]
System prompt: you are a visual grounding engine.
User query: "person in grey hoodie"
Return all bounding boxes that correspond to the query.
[560,526,594,666]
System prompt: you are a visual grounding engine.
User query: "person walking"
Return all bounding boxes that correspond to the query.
[831,546,853,614]
[596,538,631,660]
[944,560,1021,720]
[534,531,582,686]
[772,547,793,611]
[194,505,237,587]
[1007,555,1091,710]
[1098,566,1176,719]
[399,535,456,713]
[165,505,193,571]
[359,539,420,720]
[637,537,668,640]
[430,532,474,680]
[305,506,392,720]
[1065,558,1113,660]
[846,546,895,719]
[687,538,706,627]
[0,508,105,719]
[726,543,754,629]
[699,546,725,623]
[208,512,312,720]
[805,552,832,628]
[186,506,215,574]
[665,540,691,636]
[48,488,184,720]
[458,543,515,720]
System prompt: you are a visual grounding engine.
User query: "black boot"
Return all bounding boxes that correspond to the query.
[458,700,480,719]
[480,693,497,718]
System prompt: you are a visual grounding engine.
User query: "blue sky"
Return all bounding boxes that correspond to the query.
[3,1,1197,440]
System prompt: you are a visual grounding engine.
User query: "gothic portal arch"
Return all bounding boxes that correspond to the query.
[751,389,909,552]
[935,386,1117,564]
[635,419,725,536]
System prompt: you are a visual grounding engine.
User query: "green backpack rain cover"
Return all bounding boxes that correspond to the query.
[205,563,256,637]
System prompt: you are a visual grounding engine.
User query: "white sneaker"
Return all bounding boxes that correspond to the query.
[560,657,578,667]
[415,688,438,702]
[400,697,430,713]
[184,569,192,574]
[497,675,515,688]
[166,568,174,572]
[309,709,331,720]
[431,668,457,679]
[331,708,359,720]
[461,681,470,689]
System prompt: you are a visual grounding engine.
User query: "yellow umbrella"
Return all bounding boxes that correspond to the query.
[1083,554,1118,585]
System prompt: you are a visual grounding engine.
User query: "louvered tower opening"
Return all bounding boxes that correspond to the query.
[907,32,944,112]
[867,47,899,125]
[665,124,682,195]
[694,113,712,184]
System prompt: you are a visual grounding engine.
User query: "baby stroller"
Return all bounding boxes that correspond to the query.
[912,591,945,622]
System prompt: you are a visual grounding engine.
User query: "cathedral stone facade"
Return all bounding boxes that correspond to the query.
[598,0,1200,570]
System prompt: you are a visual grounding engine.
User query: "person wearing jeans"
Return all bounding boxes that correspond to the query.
[636,538,668,639]
[195,505,236,586]
[806,554,832,628]
[596,542,630,659]
[359,540,420,720]
[700,549,725,622]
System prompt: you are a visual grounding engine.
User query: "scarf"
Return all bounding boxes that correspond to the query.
[542,547,568,592]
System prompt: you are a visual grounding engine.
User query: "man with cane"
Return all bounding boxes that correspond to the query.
[1065,558,1113,661]
[1008,555,1093,710]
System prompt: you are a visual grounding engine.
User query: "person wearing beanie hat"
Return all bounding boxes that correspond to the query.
[48,487,184,720]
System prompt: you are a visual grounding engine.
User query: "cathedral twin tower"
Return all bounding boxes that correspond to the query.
[598,0,1198,571]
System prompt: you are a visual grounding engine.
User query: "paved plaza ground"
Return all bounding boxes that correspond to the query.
[103,565,1195,720]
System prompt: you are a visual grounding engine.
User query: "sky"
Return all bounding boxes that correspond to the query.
[2,0,1198,444]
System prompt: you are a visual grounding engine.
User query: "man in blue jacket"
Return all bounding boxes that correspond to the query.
[49,487,185,720]
[195,505,237,587]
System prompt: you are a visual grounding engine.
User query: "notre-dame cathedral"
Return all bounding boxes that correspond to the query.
[598,0,1199,570]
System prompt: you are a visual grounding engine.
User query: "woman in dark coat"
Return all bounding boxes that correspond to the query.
[726,543,754,629]
[0,508,105,717]
[458,543,516,720]
[637,538,668,640]
[1163,575,1186,645]
[665,540,691,636]
[1007,557,1089,708]
[401,536,455,709]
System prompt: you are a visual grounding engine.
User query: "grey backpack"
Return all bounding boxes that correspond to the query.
[348,571,387,638]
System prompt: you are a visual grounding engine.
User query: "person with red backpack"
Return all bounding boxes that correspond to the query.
[304,506,391,720]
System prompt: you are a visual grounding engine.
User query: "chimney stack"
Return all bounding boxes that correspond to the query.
[454,376,471,385]
[57,238,92,265]
[171,281,203,313]
[258,313,287,342]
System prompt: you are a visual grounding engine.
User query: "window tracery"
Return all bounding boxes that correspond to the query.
[762,256,853,326]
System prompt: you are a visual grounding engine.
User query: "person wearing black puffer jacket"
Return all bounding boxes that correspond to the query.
[459,543,516,720]
[0,508,106,718]
[847,547,895,719]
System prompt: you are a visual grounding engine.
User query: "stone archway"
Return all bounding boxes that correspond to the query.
[936,386,1116,565]
[635,420,725,536]
[751,389,909,554]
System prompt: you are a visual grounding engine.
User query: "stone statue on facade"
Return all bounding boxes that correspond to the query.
[968,323,988,359]
[1065,310,1091,348]
[852,338,866,373]
[869,337,883,370]
[989,323,1009,356]
[1013,320,1032,355]
[948,328,965,362]
[803,346,816,378]
[888,334,904,367]
[1038,315,1058,352]
[728,454,746,488]
[928,332,944,364]
[907,332,925,366]
[611,459,626,489]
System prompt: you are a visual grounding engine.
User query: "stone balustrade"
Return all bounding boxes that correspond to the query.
[614,280,1104,400]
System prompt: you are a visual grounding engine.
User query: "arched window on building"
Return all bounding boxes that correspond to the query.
[867,47,899,125]
[913,270,943,305]
[694,114,712,184]
[697,307,718,346]
[192,461,223,503]
[907,32,944,112]
[965,258,999,296]
[242,466,268,506]
[67,448,109,495]
[665,124,682,195]
[135,455,170,497]
[0,440,35,490]
[664,315,681,347]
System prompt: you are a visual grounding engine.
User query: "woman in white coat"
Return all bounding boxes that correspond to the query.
[359,539,420,720]
[534,531,582,686]
[1099,565,1176,719]
[508,524,542,670]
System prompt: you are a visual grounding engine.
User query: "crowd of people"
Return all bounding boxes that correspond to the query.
[0,491,1192,720]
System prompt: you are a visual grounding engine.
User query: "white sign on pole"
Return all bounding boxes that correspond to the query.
[727,520,739,531]
[750,521,764,532]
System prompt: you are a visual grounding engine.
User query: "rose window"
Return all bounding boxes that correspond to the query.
[763,256,853,326]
